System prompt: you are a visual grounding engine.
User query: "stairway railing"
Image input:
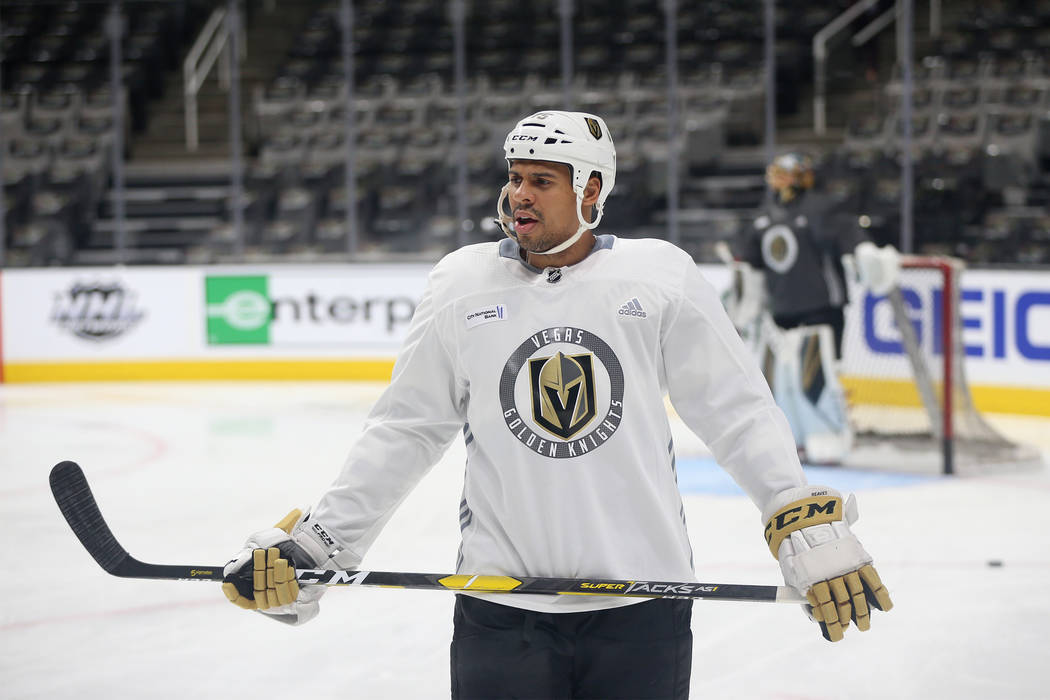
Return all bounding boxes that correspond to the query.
[184,6,235,151]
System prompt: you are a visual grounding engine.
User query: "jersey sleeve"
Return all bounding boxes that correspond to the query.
[311,275,467,563]
[739,218,765,269]
[815,198,866,258]
[661,255,806,512]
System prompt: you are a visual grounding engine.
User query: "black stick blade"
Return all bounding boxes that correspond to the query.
[50,461,131,575]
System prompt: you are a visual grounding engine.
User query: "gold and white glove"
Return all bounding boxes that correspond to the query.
[763,486,893,642]
[222,509,357,626]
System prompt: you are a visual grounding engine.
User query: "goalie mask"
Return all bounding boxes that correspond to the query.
[766,152,815,205]
[496,111,617,255]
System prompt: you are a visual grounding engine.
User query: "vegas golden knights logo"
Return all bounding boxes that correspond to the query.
[500,326,624,459]
[528,351,597,439]
[585,117,602,140]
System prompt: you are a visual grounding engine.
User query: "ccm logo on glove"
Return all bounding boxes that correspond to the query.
[313,522,336,547]
[761,486,893,643]
[764,496,841,556]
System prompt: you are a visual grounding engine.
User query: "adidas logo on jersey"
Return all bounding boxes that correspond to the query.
[618,298,647,318]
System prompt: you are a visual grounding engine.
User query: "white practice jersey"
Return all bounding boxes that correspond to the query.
[313,235,806,612]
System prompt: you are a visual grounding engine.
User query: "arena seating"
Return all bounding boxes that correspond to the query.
[1,0,215,264]
[2,0,1048,264]
[231,0,830,260]
[841,0,1050,263]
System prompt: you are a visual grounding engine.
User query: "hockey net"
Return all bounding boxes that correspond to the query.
[839,255,1042,475]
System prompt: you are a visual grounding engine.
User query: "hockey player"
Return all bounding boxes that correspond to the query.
[744,153,861,357]
[742,152,900,356]
[734,153,900,462]
[222,113,893,699]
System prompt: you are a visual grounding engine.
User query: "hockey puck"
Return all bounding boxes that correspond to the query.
[986,560,1003,568]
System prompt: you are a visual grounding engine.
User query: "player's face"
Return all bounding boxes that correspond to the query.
[766,165,795,192]
[766,165,802,203]
[506,161,581,254]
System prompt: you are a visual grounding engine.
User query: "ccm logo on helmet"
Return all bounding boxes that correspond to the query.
[510,135,538,142]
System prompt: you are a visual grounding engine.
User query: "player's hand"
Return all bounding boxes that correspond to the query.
[222,509,325,625]
[223,545,301,609]
[853,241,901,295]
[763,486,893,642]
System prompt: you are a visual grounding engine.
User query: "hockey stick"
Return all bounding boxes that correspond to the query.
[49,460,805,604]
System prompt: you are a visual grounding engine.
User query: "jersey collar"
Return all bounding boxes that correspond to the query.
[499,234,616,273]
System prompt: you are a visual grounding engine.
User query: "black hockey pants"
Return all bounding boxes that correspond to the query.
[773,306,846,359]
[451,595,692,699]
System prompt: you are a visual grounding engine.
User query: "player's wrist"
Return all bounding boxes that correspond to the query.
[761,485,845,558]
[289,512,361,570]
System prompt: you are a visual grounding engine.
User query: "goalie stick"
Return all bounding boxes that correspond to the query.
[49,460,805,604]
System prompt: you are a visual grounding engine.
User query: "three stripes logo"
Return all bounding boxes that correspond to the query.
[618,298,647,318]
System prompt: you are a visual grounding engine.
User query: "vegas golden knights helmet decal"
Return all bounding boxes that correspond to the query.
[500,327,624,459]
[585,117,603,140]
[529,351,596,439]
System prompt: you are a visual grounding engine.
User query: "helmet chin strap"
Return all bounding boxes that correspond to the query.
[495,185,603,257]
[495,184,515,239]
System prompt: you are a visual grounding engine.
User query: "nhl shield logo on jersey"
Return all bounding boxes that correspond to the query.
[500,327,624,459]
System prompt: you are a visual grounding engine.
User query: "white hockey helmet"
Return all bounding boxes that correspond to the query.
[496,110,617,255]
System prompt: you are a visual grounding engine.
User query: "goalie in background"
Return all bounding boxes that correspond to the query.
[729,152,900,463]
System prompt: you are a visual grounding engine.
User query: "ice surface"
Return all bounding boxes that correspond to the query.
[2,382,1048,699]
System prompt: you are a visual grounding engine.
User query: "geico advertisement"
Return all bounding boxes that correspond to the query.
[203,267,427,349]
[1,267,197,360]
[840,269,1049,387]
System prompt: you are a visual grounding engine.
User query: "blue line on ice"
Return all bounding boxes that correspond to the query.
[676,457,939,496]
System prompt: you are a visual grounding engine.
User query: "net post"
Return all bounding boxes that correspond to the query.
[941,259,955,475]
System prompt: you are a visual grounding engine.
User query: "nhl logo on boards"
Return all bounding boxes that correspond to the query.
[50,281,146,341]
[499,326,625,459]
[546,268,562,284]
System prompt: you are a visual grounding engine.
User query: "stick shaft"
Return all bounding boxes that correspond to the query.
[49,460,804,604]
[297,569,804,603]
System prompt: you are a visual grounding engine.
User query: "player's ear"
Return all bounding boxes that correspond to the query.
[582,173,602,206]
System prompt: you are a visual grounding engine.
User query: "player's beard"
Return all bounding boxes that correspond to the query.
[515,209,565,254]
[518,228,569,255]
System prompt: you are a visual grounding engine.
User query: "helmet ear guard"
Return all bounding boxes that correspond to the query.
[496,111,617,255]
[495,183,514,238]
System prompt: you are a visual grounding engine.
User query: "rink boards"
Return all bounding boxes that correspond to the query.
[1,262,1048,415]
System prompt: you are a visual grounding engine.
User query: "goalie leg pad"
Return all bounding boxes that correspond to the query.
[761,324,853,462]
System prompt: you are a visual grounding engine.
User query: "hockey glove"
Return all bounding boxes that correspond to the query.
[853,241,901,296]
[763,486,893,642]
[222,509,357,626]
